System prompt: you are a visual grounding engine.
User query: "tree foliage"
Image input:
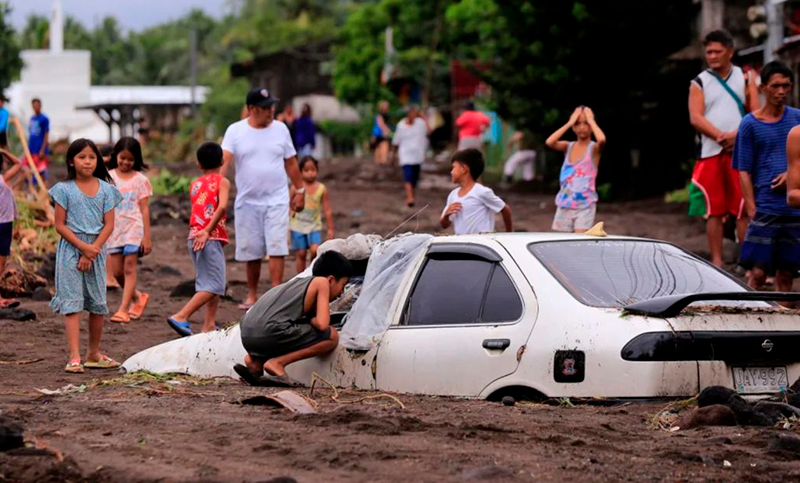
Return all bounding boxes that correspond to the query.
[0,4,21,98]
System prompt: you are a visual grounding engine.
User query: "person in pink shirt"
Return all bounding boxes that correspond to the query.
[455,102,491,151]
[106,137,153,323]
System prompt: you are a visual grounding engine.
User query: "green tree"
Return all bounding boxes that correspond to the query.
[0,4,21,97]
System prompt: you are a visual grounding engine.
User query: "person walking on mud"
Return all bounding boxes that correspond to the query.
[221,88,305,310]
[688,29,759,267]
[735,61,800,295]
[372,100,393,165]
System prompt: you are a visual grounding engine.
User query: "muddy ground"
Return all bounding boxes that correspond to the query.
[2,157,799,482]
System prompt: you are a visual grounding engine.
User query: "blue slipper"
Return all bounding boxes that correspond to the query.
[167,317,192,337]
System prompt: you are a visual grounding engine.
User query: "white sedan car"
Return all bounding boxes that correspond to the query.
[124,233,800,399]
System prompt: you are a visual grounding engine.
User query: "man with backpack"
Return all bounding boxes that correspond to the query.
[688,29,759,267]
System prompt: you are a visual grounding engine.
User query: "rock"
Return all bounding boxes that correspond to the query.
[169,280,196,298]
[461,465,517,481]
[675,405,737,430]
[254,478,298,483]
[31,286,52,301]
[697,386,738,407]
[501,396,516,407]
[768,434,800,459]
[755,401,800,419]
[0,308,36,321]
[0,416,24,451]
[790,377,800,394]
[157,265,182,277]
[697,385,776,426]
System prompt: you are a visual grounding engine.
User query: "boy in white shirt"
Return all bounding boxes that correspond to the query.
[392,105,430,207]
[440,148,513,234]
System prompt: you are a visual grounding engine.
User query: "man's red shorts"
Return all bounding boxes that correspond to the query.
[691,152,744,218]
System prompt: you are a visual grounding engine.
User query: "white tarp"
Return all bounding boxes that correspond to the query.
[340,233,432,350]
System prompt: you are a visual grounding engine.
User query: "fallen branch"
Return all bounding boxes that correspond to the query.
[309,372,405,410]
[0,358,44,365]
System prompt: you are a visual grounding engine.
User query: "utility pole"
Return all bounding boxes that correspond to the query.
[190,28,198,116]
[765,0,786,63]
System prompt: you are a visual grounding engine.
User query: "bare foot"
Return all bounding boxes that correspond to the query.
[263,359,286,377]
[244,355,264,376]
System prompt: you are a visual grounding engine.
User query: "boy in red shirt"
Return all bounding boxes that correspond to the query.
[455,102,490,150]
[168,142,230,336]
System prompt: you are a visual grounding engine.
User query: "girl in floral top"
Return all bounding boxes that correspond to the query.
[0,149,24,307]
[545,106,606,233]
[168,142,230,337]
[106,137,153,323]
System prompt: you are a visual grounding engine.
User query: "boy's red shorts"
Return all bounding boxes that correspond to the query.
[691,152,744,218]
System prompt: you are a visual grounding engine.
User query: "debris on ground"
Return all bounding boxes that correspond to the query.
[0,415,24,451]
[239,390,318,414]
[0,307,36,321]
[35,384,87,396]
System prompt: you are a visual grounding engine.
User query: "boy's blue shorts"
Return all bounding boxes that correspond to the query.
[402,164,421,187]
[739,213,800,274]
[290,230,322,251]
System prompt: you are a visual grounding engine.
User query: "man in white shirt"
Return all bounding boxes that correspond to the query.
[221,88,305,308]
[392,105,429,207]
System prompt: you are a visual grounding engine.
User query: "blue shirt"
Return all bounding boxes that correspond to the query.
[732,107,800,216]
[0,108,9,133]
[293,116,316,148]
[29,113,49,155]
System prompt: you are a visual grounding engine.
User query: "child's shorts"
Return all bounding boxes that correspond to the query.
[552,205,597,232]
[188,239,226,296]
[739,213,800,274]
[108,244,141,256]
[241,321,332,360]
[402,164,421,187]
[290,230,322,250]
[0,221,13,256]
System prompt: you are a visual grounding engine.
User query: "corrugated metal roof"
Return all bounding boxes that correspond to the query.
[84,86,210,106]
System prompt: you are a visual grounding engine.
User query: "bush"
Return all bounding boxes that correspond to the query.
[150,169,192,195]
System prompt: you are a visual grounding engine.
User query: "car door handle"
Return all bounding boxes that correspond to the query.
[482,339,511,350]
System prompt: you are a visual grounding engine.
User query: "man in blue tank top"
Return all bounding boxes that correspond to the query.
[733,61,800,296]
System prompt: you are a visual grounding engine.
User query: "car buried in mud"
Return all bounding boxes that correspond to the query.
[123,233,800,400]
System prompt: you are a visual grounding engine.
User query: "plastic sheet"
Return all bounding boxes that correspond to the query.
[340,233,432,350]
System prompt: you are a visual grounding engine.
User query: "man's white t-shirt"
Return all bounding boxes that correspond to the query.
[442,183,506,235]
[392,118,429,166]
[221,119,297,207]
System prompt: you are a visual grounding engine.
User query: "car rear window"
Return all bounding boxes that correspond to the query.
[528,240,749,308]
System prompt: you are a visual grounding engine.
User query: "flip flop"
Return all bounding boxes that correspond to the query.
[238,302,255,311]
[233,363,263,386]
[110,311,130,323]
[128,293,150,320]
[84,355,120,369]
[258,373,300,388]
[64,359,84,373]
[167,317,192,337]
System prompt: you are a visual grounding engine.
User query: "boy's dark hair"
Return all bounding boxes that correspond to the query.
[64,138,113,183]
[107,136,148,171]
[703,30,734,49]
[196,141,223,169]
[452,148,485,179]
[99,144,113,158]
[31,98,41,105]
[299,155,318,170]
[760,60,794,85]
[312,251,352,280]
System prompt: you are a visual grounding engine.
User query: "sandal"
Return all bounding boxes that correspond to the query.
[84,355,120,369]
[128,293,150,320]
[110,311,130,323]
[233,363,262,386]
[0,298,20,308]
[238,302,255,311]
[65,359,84,373]
[167,317,192,337]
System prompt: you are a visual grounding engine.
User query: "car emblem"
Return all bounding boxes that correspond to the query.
[562,358,576,376]
[762,339,774,352]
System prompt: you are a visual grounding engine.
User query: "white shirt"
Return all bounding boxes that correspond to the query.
[692,66,746,158]
[442,184,506,235]
[392,118,429,166]
[221,119,297,207]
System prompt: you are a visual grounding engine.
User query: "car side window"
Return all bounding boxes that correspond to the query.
[482,265,523,322]
[405,255,522,326]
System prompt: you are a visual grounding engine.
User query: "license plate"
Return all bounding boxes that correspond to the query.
[732,366,789,394]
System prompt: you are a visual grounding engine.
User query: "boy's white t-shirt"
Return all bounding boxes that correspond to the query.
[221,119,296,207]
[442,183,506,235]
[392,118,429,166]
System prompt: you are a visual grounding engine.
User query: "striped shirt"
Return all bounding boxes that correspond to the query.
[732,107,800,216]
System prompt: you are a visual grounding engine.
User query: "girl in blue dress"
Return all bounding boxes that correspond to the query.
[49,139,122,373]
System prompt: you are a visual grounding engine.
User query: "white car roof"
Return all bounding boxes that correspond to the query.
[429,232,651,245]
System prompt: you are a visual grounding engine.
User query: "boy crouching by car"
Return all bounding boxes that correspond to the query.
[234,251,352,386]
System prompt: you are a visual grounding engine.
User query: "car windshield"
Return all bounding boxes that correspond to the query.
[528,240,754,309]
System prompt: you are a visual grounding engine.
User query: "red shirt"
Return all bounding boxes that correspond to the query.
[455,110,490,139]
[189,173,228,244]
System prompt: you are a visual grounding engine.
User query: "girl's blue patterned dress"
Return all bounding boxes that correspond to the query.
[49,180,122,314]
